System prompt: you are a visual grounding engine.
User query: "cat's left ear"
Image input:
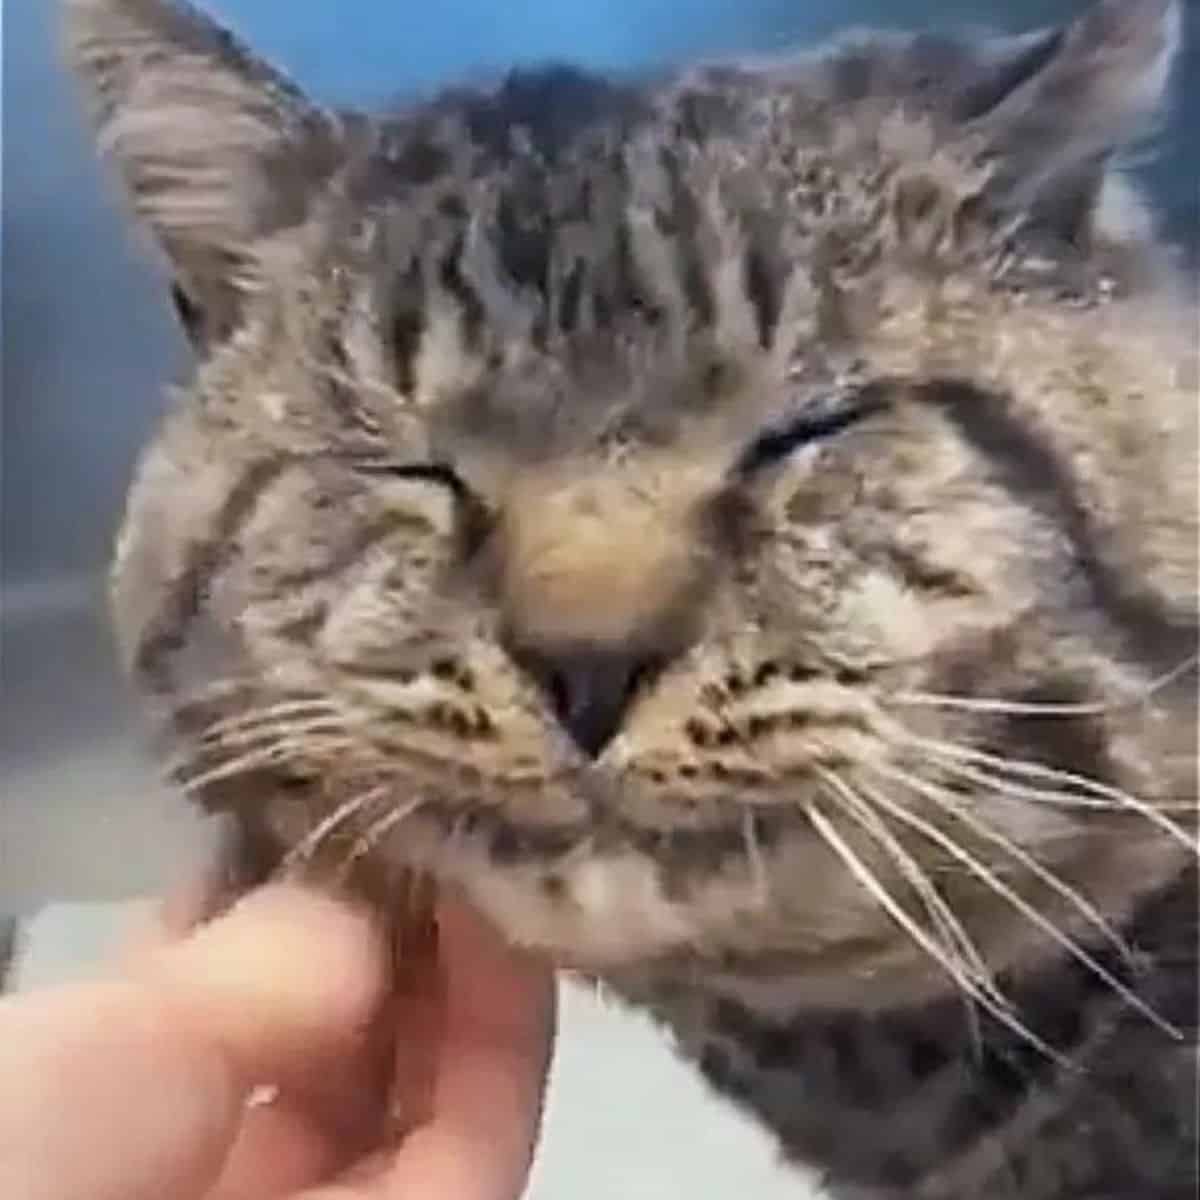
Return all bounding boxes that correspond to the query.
[64,0,350,346]
[963,0,1182,243]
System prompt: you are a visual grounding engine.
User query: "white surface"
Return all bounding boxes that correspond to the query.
[13,902,822,1198]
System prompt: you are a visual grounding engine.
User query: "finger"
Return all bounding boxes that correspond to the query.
[133,883,388,1087]
[146,884,394,1197]
[371,900,557,1200]
[0,976,239,1200]
[0,885,388,1200]
[202,995,398,1200]
[206,970,398,1198]
[204,1095,344,1200]
[119,873,218,961]
[118,885,370,1198]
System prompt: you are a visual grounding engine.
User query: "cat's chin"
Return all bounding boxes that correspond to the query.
[444,853,948,1007]
[428,841,988,1006]
[435,847,741,969]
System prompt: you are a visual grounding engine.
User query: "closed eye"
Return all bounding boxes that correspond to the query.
[734,385,890,476]
[347,457,493,554]
[349,459,472,500]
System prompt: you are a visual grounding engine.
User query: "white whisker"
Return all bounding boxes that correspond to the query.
[742,809,770,907]
[283,784,391,870]
[862,761,1182,1040]
[343,797,426,869]
[858,767,1137,967]
[805,801,1059,1060]
[891,655,1198,718]
[193,715,348,754]
[817,767,995,991]
[176,735,351,794]
[896,732,1197,852]
[927,742,1195,824]
[197,699,338,743]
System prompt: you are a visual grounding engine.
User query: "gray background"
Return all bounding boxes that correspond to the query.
[1,3,1195,1192]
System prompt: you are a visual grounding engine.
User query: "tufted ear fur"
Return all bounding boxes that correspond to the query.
[960,0,1183,246]
[63,0,350,346]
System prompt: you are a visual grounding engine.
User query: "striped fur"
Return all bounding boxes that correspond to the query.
[68,1,1197,1195]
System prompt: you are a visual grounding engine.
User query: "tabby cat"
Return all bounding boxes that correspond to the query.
[65,0,1198,1195]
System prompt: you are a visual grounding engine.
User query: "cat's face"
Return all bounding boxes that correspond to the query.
[71,0,1196,1008]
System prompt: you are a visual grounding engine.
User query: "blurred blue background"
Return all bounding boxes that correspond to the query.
[1,0,1196,908]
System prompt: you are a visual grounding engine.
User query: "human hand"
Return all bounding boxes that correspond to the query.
[0,884,556,1200]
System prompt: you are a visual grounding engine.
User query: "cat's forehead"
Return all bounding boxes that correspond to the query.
[318,65,876,463]
[424,337,782,470]
[261,6,1179,466]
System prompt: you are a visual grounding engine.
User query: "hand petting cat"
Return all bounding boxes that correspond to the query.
[0,885,556,1200]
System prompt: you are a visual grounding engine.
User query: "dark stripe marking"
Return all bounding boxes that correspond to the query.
[134,457,288,693]
[918,380,1198,672]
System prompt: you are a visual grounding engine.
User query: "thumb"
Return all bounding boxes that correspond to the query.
[0,885,387,1200]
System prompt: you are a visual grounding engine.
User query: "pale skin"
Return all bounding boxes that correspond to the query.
[0,884,556,1200]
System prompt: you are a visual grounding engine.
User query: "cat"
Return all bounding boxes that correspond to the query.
[64,0,1198,1195]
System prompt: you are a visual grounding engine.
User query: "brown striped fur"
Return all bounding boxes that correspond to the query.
[67,1,1198,1195]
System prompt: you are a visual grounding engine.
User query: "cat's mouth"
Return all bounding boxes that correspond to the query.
[368,783,813,969]
[417,789,787,868]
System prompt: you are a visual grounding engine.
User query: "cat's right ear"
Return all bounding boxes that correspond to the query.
[63,0,349,347]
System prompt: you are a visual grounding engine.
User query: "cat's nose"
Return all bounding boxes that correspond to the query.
[513,644,659,758]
